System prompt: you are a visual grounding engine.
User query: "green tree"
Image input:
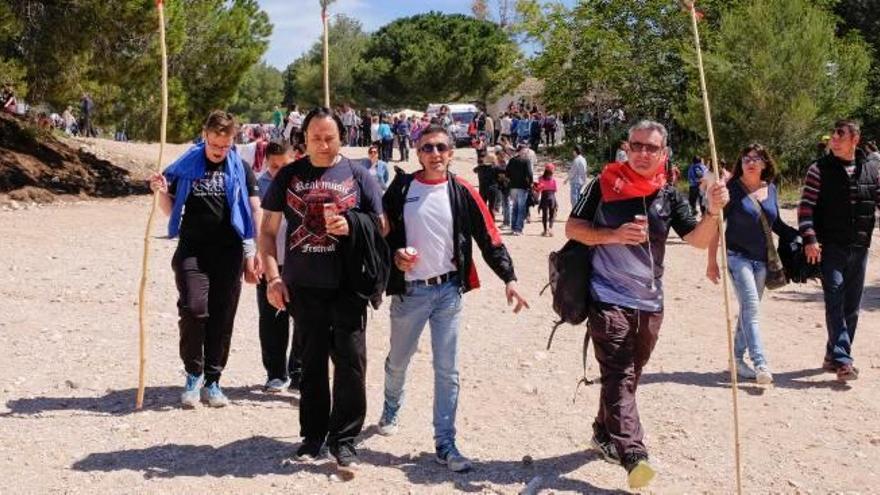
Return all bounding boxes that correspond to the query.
[515,0,735,154]
[354,12,523,107]
[228,61,284,123]
[289,15,370,107]
[0,1,25,93]
[1,0,272,142]
[835,0,880,140]
[679,0,871,174]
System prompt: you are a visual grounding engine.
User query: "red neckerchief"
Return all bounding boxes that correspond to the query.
[599,162,667,202]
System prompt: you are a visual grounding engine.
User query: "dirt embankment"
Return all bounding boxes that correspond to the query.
[0,112,149,208]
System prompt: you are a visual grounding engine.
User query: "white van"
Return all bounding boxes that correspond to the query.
[426,103,479,147]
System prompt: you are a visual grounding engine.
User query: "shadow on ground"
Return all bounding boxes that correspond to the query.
[771,284,880,312]
[3,385,296,417]
[640,367,852,392]
[71,434,627,494]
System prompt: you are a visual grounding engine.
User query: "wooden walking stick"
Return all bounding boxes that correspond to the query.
[320,0,335,107]
[682,1,743,493]
[136,0,169,410]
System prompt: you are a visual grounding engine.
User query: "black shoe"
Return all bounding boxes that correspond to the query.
[622,452,656,489]
[294,438,323,461]
[590,435,621,465]
[330,442,359,468]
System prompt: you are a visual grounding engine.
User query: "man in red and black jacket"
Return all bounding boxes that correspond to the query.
[378,124,528,473]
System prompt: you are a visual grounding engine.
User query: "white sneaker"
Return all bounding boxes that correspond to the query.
[264,378,290,393]
[377,414,399,436]
[180,373,203,408]
[201,382,229,407]
[735,359,756,380]
[755,365,773,385]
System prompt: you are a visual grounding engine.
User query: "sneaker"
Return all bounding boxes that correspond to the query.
[735,359,756,380]
[836,363,859,382]
[755,365,773,385]
[200,382,229,407]
[294,438,324,461]
[264,377,290,393]
[180,373,203,408]
[436,443,473,472]
[330,442,359,468]
[378,413,399,436]
[590,435,621,465]
[822,358,838,373]
[623,453,656,489]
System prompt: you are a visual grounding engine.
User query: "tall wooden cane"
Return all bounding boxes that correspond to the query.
[321,1,331,107]
[136,0,169,410]
[683,2,743,493]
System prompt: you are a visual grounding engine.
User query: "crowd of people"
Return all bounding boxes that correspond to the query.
[147,105,879,490]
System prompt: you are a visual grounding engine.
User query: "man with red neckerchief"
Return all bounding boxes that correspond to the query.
[565,120,729,489]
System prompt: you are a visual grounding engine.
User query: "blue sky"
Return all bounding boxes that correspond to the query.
[259,0,576,70]
[260,0,475,69]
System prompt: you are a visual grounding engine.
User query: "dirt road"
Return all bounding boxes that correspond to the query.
[1,140,878,493]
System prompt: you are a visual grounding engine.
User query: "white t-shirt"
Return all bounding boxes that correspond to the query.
[500,116,512,134]
[403,178,457,282]
[288,111,303,128]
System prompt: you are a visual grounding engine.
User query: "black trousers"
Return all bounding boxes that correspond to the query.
[290,286,368,447]
[172,242,244,385]
[256,269,302,381]
[398,136,410,161]
[688,186,706,215]
[381,139,394,162]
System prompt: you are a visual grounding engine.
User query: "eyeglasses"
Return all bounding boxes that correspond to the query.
[742,155,764,165]
[419,142,450,154]
[205,140,232,152]
[628,141,664,154]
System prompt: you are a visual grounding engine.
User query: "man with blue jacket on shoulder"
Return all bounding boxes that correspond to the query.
[149,110,261,409]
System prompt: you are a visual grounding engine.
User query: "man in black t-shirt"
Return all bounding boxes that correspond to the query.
[149,110,261,409]
[260,107,386,472]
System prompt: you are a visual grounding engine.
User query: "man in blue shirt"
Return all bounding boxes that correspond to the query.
[686,156,708,216]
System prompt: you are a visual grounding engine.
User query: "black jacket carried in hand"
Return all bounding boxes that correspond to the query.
[383,171,516,295]
[341,209,390,308]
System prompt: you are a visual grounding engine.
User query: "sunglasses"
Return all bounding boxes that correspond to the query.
[742,155,764,165]
[628,141,664,154]
[832,127,849,138]
[419,142,451,154]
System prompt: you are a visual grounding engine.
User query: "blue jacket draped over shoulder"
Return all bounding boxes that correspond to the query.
[162,143,255,241]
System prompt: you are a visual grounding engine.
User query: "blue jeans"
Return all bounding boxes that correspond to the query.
[820,245,869,366]
[510,188,529,233]
[727,251,768,366]
[570,182,583,208]
[383,279,463,448]
[501,190,511,226]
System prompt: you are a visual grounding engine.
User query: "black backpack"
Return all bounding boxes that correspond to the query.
[541,181,599,394]
[545,240,593,327]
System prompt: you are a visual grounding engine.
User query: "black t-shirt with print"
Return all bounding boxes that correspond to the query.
[168,158,258,246]
[261,156,384,289]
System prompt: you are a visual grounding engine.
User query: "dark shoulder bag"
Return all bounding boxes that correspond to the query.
[744,190,788,290]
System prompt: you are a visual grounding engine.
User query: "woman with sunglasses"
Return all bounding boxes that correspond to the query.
[366,144,390,191]
[705,144,797,384]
